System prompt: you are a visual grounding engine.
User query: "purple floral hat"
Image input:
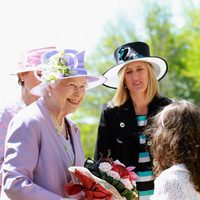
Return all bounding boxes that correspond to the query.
[31,49,106,96]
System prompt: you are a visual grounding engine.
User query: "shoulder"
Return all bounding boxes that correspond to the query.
[100,101,126,121]
[102,100,130,112]
[8,101,43,133]
[153,164,200,200]
[101,100,134,121]
[0,103,24,136]
[149,96,172,115]
[101,101,117,114]
[159,96,172,105]
[154,164,190,193]
[14,102,40,120]
[5,103,43,144]
[156,164,189,182]
[103,101,115,110]
[66,117,80,133]
[154,96,172,106]
[66,117,78,127]
[0,103,23,122]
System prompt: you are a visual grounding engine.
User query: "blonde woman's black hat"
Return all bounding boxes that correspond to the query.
[103,41,168,89]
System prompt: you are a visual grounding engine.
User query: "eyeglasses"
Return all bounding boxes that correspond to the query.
[18,78,24,86]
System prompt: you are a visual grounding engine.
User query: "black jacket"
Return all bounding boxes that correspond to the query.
[94,96,171,169]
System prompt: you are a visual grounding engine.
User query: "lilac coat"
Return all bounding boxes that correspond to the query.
[1,98,85,200]
[0,102,23,185]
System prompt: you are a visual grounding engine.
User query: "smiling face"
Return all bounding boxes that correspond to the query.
[50,76,87,115]
[124,61,149,96]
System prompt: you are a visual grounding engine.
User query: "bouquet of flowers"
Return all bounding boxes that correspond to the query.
[65,156,139,200]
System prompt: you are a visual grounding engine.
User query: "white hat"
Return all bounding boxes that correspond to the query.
[103,41,168,89]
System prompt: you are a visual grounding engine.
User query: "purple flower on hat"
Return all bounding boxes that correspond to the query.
[41,50,78,83]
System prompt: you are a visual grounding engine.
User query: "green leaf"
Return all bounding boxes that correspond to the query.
[115,181,126,192]
[105,175,114,184]
[112,179,121,187]
[99,171,107,180]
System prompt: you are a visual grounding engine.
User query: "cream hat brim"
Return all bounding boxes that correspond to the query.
[103,56,168,89]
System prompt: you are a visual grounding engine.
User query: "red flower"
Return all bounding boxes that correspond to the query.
[65,169,112,200]
[112,162,130,179]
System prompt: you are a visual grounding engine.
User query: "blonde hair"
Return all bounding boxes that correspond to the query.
[111,62,160,107]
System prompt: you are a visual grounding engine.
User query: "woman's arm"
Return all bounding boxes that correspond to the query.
[2,114,63,200]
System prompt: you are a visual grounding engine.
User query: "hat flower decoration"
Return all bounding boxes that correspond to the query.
[36,50,79,83]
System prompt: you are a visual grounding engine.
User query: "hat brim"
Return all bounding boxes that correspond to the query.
[30,75,107,96]
[10,67,36,76]
[103,56,168,89]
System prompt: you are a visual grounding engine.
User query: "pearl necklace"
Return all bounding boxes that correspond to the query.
[45,103,65,134]
[51,112,65,134]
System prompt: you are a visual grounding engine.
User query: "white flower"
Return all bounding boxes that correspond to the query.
[113,159,125,167]
[107,170,120,180]
[99,162,112,172]
[39,51,77,83]
[120,178,133,190]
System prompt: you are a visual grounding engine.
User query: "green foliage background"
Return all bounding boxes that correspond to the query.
[70,0,200,158]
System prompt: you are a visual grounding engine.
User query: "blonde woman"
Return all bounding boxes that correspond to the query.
[94,41,171,200]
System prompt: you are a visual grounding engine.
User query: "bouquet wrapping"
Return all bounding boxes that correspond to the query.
[66,157,139,200]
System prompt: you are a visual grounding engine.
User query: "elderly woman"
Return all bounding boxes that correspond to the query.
[94,41,172,200]
[1,49,106,200]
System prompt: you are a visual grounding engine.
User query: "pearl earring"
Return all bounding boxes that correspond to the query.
[48,92,52,97]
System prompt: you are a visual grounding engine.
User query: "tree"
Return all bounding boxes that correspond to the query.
[72,1,200,158]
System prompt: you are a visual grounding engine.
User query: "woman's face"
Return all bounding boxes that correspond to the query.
[124,61,149,95]
[51,77,87,115]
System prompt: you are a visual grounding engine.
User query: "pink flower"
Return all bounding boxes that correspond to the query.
[107,170,120,180]
[120,178,133,190]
